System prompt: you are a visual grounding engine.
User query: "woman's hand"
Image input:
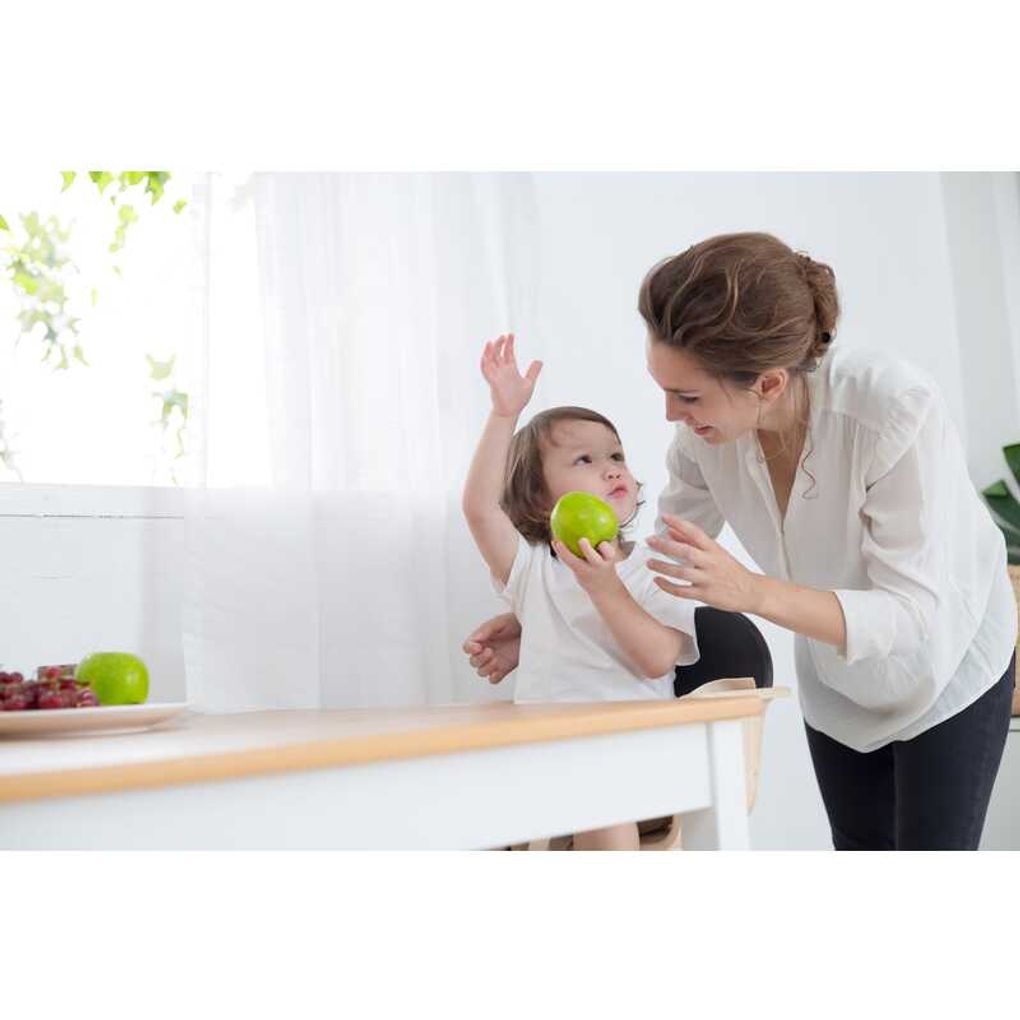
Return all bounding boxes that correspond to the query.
[646,514,763,613]
[481,333,542,418]
[552,538,623,597]
[462,613,522,684]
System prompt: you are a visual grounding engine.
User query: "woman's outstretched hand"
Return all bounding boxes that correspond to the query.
[646,513,763,614]
[481,333,543,418]
[462,613,522,684]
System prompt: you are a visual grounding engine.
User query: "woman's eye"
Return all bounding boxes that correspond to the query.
[676,395,699,405]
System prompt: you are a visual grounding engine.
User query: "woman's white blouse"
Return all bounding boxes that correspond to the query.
[658,345,1017,752]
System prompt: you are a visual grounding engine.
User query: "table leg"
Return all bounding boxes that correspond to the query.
[679,720,750,850]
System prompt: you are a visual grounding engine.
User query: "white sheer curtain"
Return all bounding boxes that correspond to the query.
[183,174,539,711]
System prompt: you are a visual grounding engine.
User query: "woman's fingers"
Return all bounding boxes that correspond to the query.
[660,514,713,550]
[673,542,705,568]
[654,575,701,599]
[464,619,500,648]
[648,558,705,591]
[646,554,697,578]
[647,534,705,567]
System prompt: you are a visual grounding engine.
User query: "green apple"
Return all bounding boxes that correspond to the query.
[550,491,619,557]
[75,652,150,706]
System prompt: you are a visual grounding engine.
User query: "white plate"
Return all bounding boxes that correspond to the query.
[0,702,189,739]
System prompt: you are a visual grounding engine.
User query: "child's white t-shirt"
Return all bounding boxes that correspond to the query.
[493,537,701,704]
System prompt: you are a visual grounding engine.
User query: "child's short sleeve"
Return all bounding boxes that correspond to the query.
[490,535,530,611]
[634,575,701,667]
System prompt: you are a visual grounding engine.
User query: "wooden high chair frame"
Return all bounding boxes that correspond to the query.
[517,608,781,851]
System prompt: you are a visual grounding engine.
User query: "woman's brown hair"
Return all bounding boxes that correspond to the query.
[502,406,641,546]
[637,232,840,385]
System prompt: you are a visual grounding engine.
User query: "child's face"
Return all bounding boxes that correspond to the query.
[540,420,639,526]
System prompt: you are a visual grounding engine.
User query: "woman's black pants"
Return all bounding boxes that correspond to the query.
[804,653,1016,850]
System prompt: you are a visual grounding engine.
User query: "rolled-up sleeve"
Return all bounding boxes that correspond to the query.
[834,386,944,665]
[657,433,725,539]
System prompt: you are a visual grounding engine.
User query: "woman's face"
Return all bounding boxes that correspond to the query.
[645,338,776,444]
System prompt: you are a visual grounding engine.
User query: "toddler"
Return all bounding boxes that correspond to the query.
[462,333,700,850]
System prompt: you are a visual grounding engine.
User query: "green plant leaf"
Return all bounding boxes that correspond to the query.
[996,519,1020,548]
[1003,443,1020,489]
[983,479,1020,532]
[60,171,76,192]
[88,171,114,195]
[12,270,39,295]
[173,198,187,214]
[145,172,170,205]
[146,353,176,381]
[0,214,8,231]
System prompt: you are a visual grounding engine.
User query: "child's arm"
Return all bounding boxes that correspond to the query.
[462,334,543,585]
[553,538,690,678]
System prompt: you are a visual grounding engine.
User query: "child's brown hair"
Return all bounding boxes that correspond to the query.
[501,406,642,546]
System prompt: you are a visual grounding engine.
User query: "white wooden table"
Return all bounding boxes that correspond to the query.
[0,696,772,850]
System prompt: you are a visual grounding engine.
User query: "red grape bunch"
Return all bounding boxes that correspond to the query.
[0,664,100,711]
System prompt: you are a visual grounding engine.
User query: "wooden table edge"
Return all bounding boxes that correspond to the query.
[0,692,780,805]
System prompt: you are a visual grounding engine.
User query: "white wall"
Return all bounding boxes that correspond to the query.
[0,486,187,705]
[3,173,1018,849]
[941,173,1020,487]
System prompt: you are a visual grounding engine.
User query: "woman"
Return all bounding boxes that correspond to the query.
[464,231,1017,850]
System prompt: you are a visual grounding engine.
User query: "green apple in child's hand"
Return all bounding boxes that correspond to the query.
[550,491,619,557]
[75,652,150,705]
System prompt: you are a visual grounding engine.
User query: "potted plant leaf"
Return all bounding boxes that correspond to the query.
[982,442,1020,715]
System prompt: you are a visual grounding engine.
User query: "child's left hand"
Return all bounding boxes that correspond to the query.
[552,538,623,597]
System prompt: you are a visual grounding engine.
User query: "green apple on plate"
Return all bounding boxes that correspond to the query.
[75,652,150,706]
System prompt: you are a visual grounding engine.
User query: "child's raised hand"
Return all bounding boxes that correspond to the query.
[552,537,623,597]
[481,333,542,418]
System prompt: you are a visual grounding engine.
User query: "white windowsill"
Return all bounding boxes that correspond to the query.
[0,483,188,520]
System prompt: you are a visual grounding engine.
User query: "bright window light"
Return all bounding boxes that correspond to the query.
[0,170,204,487]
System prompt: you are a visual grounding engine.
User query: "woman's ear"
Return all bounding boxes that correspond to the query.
[756,368,789,404]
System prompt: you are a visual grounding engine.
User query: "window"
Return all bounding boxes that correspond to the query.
[0,171,204,487]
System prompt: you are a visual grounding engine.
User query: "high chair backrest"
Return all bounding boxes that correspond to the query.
[674,607,773,697]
